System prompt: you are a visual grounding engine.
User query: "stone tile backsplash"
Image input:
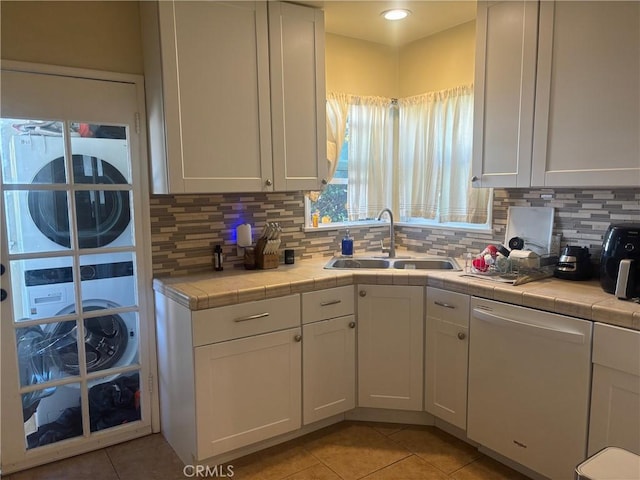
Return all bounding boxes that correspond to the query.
[150,188,639,277]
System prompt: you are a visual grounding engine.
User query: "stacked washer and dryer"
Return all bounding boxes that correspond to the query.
[5,130,140,443]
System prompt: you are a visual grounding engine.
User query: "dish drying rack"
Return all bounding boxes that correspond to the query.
[256,222,281,269]
[464,254,557,286]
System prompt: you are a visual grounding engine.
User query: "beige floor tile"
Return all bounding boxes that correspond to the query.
[389,426,481,475]
[232,443,319,480]
[282,463,342,480]
[106,433,186,480]
[450,455,532,480]
[304,423,411,480]
[356,421,408,437]
[361,455,450,480]
[4,450,118,480]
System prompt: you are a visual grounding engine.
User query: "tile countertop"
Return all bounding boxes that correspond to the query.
[152,256,640,331]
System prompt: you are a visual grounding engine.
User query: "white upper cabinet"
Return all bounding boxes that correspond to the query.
[472,1,539,188]
[474,0,640,188]
[142,1,327,194]
[269,2,328,191]
[532,1,640,187]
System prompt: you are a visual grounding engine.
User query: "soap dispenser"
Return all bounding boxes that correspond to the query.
[341,229,354,257]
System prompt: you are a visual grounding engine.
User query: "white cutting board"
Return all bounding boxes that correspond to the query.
[505,207,554,255]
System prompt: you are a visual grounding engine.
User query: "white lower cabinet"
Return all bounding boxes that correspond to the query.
[425,287,470,430]
[302,316,356,424]
[588,323,640,456]
[301,286,356,424]
[154,292,301,464]
[194,327,301,459]
[357,285,424,411]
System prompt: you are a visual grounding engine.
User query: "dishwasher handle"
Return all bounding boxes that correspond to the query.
[472,308,585,344]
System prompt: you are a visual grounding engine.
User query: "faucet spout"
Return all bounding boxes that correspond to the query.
[376,208,396,258]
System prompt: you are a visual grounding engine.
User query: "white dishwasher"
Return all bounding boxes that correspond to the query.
[467,298,592,480]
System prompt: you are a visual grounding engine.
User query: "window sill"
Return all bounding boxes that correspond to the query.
[303,220,493,235]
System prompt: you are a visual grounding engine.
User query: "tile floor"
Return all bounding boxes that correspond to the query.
[3,421,532,480]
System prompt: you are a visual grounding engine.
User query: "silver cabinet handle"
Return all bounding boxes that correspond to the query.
[434,301,455,309]
[294,334,302,342]
[457,332,466,340]
[349,321,356,329]
[320,299,342,307]
[265,179,273,186]
[359,290,367,297]
[234,312,270,323]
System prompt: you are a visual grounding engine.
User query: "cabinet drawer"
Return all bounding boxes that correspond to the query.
[192,294,300,346]
[593,323,640,376]
[426,287,470,326]
[302,286,354,324]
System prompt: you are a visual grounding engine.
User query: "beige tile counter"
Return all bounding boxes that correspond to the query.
[153,256,640,331]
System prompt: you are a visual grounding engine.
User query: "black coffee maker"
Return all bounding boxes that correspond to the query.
[554,246,592,280]
[600,223,640,300]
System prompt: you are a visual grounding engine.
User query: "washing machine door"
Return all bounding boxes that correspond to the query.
[46,304,132,376]
[28,156,130,248]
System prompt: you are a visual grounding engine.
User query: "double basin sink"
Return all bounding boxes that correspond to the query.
[325,256,461,271]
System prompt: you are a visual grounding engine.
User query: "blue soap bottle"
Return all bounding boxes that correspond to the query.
[341,229,354,257]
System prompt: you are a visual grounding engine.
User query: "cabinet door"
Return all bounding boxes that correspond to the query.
[302,316,356,424]
[157,1,273,193]
[589,365,640,456]
[194,328,301,459]
[472,1,538,188]
[588,323,640,455]
[532,1,640,187]
[357,285,424,411]
[268,2,327,191]
[425,288,470,430]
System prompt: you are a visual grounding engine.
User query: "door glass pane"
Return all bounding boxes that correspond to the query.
[74,190,133,248]
[70,123,130,185]
[17,320,79,388]
[4,190,71,254]
[11,256,76,322]
[89,371,141,433]
[0,119,67,184]
[82,312,139,374]
[23,383,83,449]
[80,252,137,308]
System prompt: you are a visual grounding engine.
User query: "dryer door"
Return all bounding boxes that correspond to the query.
[28,155,130,248]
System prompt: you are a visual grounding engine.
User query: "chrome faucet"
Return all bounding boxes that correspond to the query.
[376,208,396,258]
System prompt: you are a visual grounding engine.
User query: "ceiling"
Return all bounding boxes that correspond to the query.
[298,1,477,47]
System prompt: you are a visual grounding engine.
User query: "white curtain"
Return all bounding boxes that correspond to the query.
[326,92,351,182]
[398,85,490,223]
[347,95,394,220]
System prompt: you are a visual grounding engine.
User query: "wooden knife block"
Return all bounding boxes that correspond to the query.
[255,238,279,269]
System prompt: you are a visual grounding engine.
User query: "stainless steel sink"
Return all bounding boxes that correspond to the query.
[326,258,391,269]
[393,259,459,270]
[324,256,460,271]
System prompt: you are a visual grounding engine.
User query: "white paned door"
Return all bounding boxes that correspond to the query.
[0,66,153,474]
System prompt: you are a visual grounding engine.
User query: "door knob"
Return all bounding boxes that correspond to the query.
[1,289,7,302]
[348,321,356,328]
[457,332,466,340]
[359,290,366,297]
[294,334,302,342]
[321,178,328,185]
[0,264,4,275]
[471,176,479,182]
[265,179,273,186]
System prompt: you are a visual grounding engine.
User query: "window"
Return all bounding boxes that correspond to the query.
[306,87,492,231]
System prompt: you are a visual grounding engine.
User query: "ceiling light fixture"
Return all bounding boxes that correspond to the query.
[381,8,411,21]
